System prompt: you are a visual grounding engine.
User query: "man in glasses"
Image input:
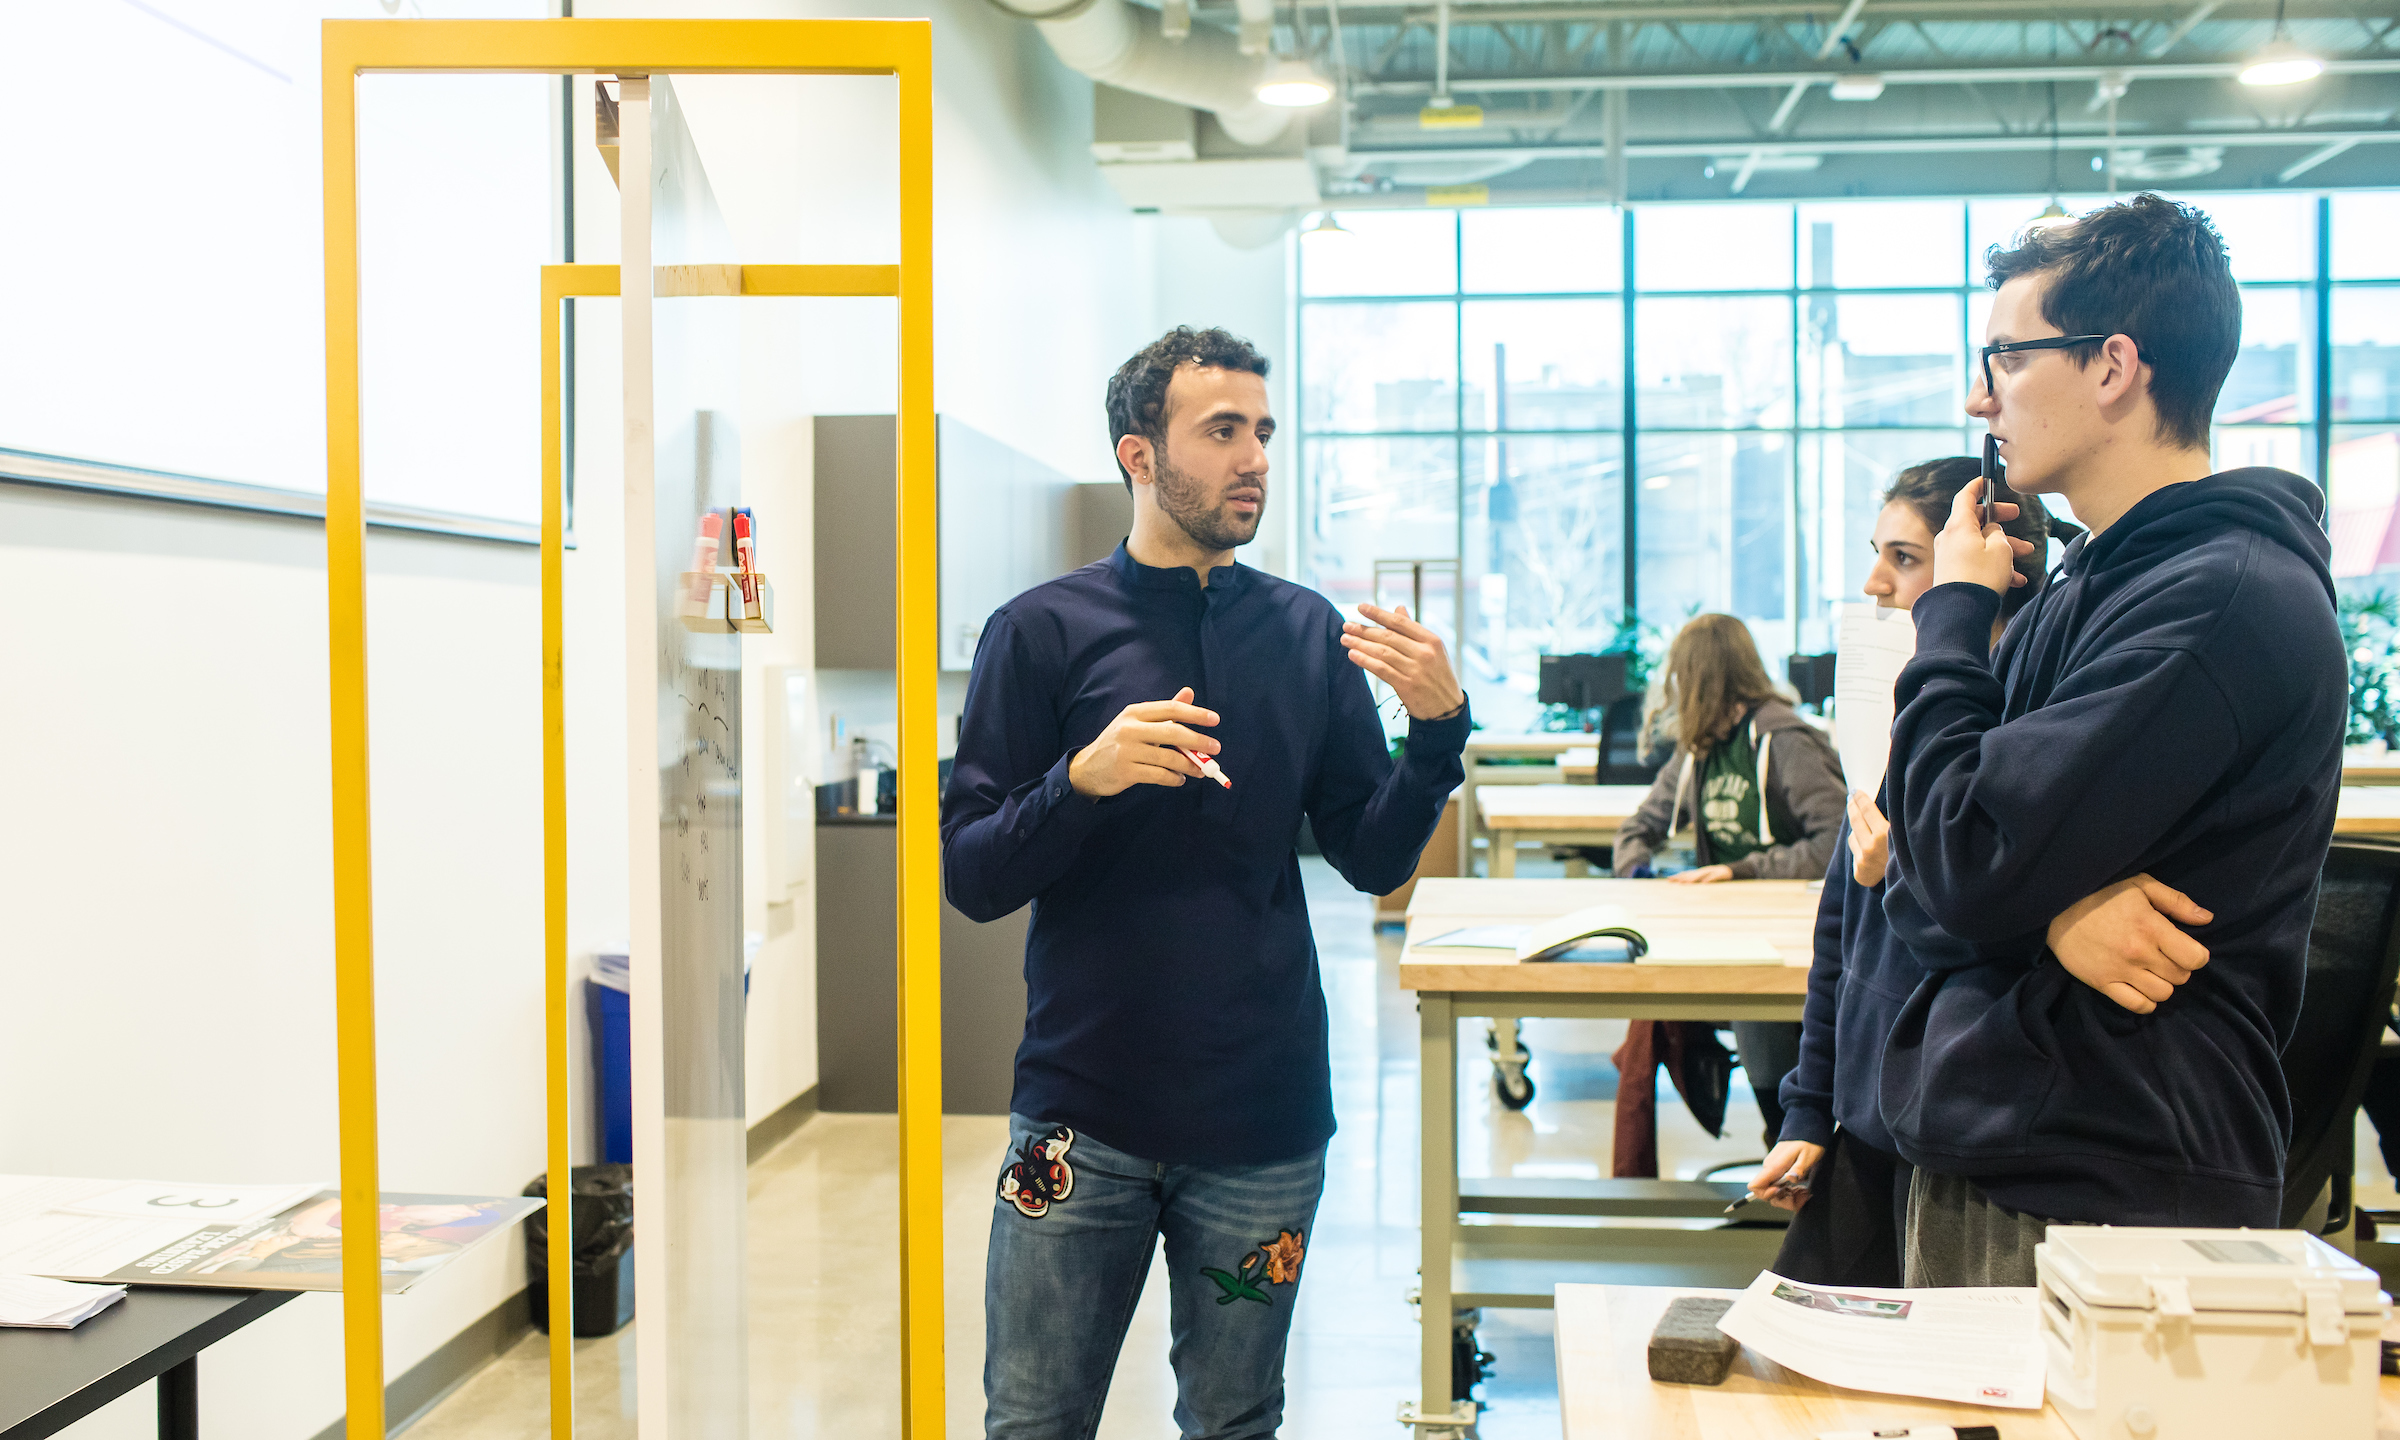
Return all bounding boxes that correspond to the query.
[1874,193,2346,1286]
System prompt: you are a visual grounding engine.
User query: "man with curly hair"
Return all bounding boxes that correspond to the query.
[945,325,1469,1437]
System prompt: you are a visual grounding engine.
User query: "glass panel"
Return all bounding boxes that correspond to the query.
[1465,434,1624,731]
[1795,430,1969,652]
[1801,293,1964,428]
[2333,194,2400,280]
[1637,432,1791,641]
[1635,205,1794,292]
[1462,299,1623,432]
[2219,286,2310,423]
[1462,206,1621,294]
[2212,425,2310,476]
[1306,436,1459,619]
[1799,202,1965,290]
[1301,210,1456,297]
[1968,198,2095,276]
[1635,296,1796,429]
[2331,425,2400,584]
[1299,301,1457,432]
[2335,286,2400,422]
[2191,193,2315,283]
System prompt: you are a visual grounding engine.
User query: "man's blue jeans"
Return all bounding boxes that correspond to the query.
[984,1113,1327,1440]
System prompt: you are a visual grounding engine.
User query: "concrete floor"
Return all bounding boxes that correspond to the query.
[398,857,1944,1437]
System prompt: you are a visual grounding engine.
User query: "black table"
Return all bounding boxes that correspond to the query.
[0,1287,299,1440]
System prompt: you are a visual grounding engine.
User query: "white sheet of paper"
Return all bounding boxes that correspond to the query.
[1833,602,1917,802]
[1715,1270,2045,1409]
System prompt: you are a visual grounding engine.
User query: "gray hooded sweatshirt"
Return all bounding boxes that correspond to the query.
[1610,697,1846,880]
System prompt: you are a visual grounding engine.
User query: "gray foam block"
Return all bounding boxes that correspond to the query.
[1645,1295,1739,1385]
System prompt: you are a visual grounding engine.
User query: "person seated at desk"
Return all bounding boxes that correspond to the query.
[1746,454,2064,1284]
[1607,613,1846,1168]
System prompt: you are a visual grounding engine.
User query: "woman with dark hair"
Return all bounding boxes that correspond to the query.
[1743,455,2073,1284]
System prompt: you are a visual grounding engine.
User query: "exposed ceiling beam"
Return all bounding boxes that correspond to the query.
[1346,124,2400,161]
[2148,0,2226,54]
[1267,0,2396,27]
[2278,135,2363,178]
[1347,55,2400,93]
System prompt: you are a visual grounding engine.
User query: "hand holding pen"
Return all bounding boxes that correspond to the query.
[1067,687,1228,798]
[1730,1138,1824,1214]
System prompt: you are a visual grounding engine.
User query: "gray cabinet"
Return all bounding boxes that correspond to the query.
[813,819,1029,1115]
[812,414,1087,672]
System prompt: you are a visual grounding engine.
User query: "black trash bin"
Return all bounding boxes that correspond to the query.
[524,1163,635,1337]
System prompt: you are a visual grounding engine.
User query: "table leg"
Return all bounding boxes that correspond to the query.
[158,1356,197,1440]
[1458,766,1480,877]
[1489,828,1516,878]
[1410,992,1471,1435]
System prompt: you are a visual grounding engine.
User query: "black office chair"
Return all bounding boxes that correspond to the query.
[2278,839,2400,1231]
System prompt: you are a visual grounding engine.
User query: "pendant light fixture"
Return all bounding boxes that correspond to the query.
[2240,0,2324,85]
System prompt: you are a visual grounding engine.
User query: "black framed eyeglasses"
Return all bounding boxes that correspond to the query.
[1978,334,2153,395]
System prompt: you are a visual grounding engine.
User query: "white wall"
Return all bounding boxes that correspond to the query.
[0,8,1294,1437]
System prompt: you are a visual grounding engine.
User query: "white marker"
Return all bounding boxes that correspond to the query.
[1180,748,1232,788]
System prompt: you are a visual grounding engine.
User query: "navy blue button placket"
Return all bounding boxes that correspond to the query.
[1197,575,1238,821]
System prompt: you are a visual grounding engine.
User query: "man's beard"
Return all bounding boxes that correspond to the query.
[1154,453,1263,552]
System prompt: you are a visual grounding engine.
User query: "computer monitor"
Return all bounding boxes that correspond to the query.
[1787,652,1837,711]
[1537,652,1630,711]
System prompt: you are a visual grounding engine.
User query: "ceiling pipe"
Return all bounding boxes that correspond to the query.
[1349,124,2400,162]
[990,0,1293,145]
[1234,0,1277,53]
[1347,54,2400,94]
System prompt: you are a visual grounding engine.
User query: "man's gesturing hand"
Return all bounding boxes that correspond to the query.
[2047,874,2214,1015]
[1067,687,1220,798]
[1341,603,1467,720]
[1931,478,2036,597]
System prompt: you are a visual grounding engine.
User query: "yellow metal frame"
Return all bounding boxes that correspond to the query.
[326,21,939,1438]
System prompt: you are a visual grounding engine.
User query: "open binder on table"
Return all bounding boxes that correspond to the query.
[1413,904,1781,965]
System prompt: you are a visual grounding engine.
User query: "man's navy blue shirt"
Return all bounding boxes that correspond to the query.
[941,543,1468,1165]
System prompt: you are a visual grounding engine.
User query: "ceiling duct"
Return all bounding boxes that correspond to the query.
[989,0,1294,147]
[2113,144,2226,180]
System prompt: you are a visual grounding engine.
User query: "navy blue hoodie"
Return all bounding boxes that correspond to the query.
[1877,468,2345,1226]
[941,544,1468,1164]
[1778,812,1923,1157]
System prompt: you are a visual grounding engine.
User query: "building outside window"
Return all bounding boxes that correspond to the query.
[1296,191,2382,733]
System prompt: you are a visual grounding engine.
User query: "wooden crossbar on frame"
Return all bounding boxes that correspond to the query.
[325,22,938,1438]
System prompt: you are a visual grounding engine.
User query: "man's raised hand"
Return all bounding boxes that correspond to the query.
[1931,477,2036,597]
[2047,874,2214,1015]
[1067,687,1221,798]
[1341,603,1467,720]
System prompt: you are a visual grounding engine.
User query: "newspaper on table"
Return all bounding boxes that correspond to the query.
[0,1175,540,1295]
[1833,602,1917,801]
[1713,1270,2045,1410]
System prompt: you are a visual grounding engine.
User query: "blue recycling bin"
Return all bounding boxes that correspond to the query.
[586,956,633,1165]
[583,949,750,1166]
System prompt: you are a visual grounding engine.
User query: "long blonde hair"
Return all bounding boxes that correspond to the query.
[1640,614,1780,758]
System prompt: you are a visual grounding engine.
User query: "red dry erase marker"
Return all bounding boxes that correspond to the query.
[1180,749,1232,788]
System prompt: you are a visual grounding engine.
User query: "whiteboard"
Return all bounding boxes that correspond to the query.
[0,1,553,527]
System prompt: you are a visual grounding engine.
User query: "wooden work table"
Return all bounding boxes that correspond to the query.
[1555,1283,2400,1440]
[1475,784,2400,876]
[1398,877,1817,1435]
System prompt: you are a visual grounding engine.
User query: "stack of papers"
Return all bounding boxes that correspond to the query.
[1714,1271,2044,1409]
[0,1272,126,1328]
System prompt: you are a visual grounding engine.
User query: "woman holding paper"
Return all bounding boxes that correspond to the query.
[1747,455,2062,1283]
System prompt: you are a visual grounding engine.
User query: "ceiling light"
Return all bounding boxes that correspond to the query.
[2239,36,2324,86]
[1256,58,1333,107]
[1302,212,1354,246]
[1829,73,1886,101]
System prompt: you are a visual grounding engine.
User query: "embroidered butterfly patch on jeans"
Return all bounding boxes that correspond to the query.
[998,1126,1076,1218]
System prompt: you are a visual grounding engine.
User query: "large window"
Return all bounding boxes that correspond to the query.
[1298,192,2381,730]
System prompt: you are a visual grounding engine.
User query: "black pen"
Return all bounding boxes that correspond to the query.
[1724,1176,1810,1214]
